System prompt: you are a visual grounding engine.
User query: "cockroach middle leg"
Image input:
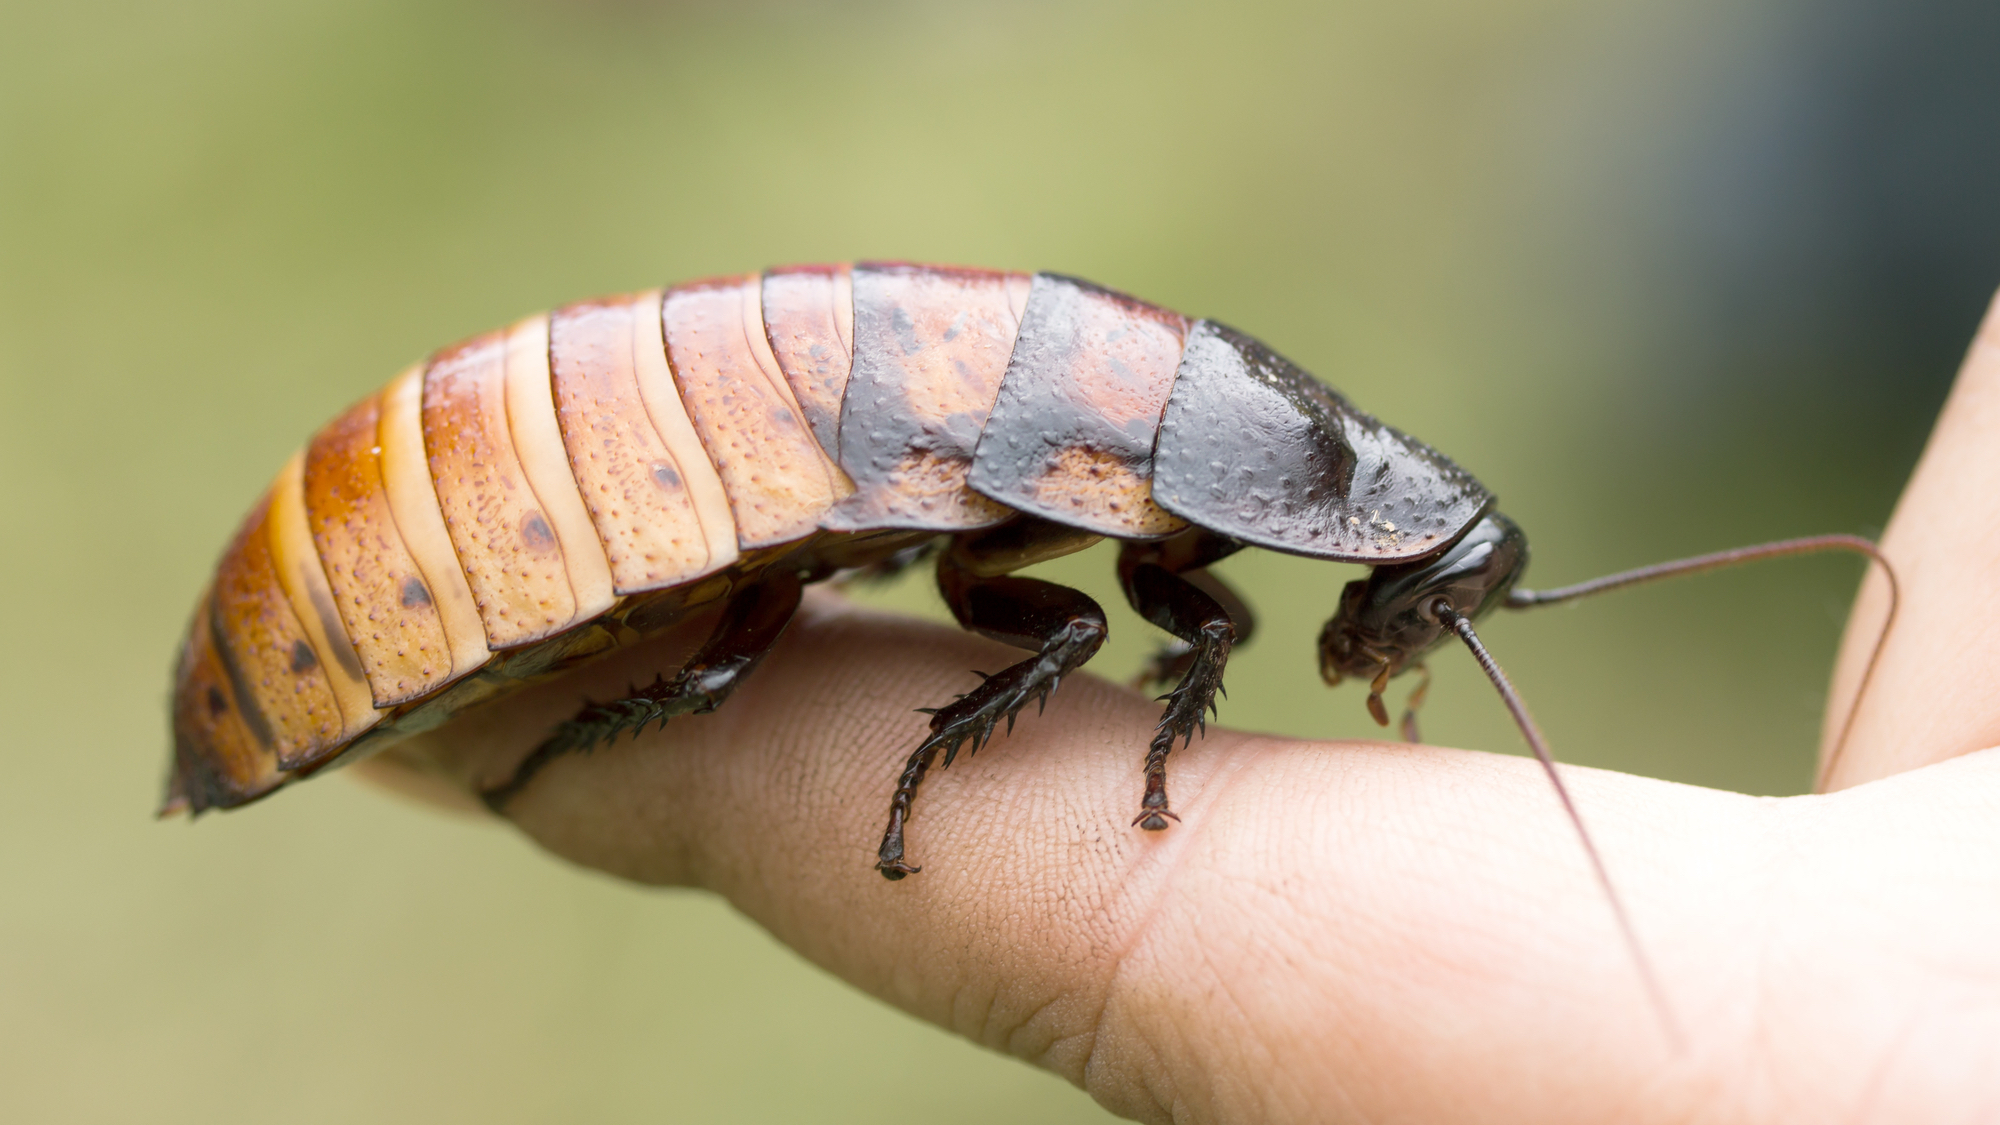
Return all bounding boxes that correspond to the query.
[1128,530,1251,691]
[1118,531,1253,831]
[875,544,1108,879]
[481,568,804,812]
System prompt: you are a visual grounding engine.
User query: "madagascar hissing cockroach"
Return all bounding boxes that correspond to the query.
[167,262,1898,1034]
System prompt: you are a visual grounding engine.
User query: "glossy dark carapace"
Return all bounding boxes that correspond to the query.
[167,262,1893,935]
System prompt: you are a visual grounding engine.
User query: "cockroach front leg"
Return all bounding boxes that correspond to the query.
[876,551,1108,879]
[1118,536,1251,832]
[481,569,804,812]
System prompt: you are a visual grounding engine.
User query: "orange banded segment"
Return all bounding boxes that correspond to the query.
[549,294,713,594]
[209,493,343,768]
[969,273,1191,539]
[664,276,842,548]
[170,590,285,811]
[266,452,381,739]
[378,366,489,680]
[760,264,854,463]
[628,292,738,575]
[821,263,1029,532]
[422,334,579,649]
[503,315,617,618]
[303,393,455,706]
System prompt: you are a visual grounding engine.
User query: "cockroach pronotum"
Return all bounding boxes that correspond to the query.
[166,262,1898,1038]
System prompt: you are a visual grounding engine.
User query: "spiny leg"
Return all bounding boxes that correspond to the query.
[1132,569,1257,689]
[1118,531,1251,831]
[481,568,804,812]
[876,539,1108,880]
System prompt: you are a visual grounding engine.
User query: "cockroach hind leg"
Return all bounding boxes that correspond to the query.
[480,571,802,813]
[479,669,726,812]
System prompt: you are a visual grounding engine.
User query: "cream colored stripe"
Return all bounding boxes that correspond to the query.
[744,279,852,499]
[831,265,854,357]
[377,367,489,680]
[504,314,617,620]
[630,289,739,575]
[266,451,381,737]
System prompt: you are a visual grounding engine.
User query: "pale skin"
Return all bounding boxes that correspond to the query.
[360,293,2000,1124]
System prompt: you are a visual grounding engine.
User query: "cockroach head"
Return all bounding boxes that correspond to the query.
[1318,510,1527,688]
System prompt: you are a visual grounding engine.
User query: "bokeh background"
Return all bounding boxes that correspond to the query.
[3,0,1995,1120]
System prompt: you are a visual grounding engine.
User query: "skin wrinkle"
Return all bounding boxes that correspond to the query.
[1092,743,1504,1124]
[1659,792,1790,1125]
[1776,788,1880,1112]
[1750,793,1840,1119]
[1075,732,1290,1119]
[366,616,2000,1122]
[1005,987,1073,1064]
[1843,1005,1934,1125]
[1702,793,1857,1124]
[1192,926,1308,1122]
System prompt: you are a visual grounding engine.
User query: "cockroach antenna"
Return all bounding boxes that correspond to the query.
[1503,535,1901,794]
[166,259,1902,1020]
[1321,516,1901,1048]
[1492,535,1901,1046]
[1436,602,1687,1050]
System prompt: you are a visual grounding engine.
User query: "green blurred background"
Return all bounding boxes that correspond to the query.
[3,0,1994,1120]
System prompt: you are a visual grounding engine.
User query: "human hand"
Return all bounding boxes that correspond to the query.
[359,295,2000,1124]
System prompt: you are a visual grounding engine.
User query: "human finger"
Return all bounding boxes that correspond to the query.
[361,590,1812,1123]
[1822,288,2000,789]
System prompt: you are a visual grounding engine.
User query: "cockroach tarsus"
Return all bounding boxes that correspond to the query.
[167,262,1902,1044]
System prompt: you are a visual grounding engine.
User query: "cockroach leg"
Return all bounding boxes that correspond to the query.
[1366,662,1394,727]
[1135,617,1230,830]
[1117,535,1250,831]
[1132,565,1256,690]
[876,551,1108,879]
[1435,601,1683,1047]
[1399,663,1431,743]
[480,568,805,812]
[1503,532,1898,791]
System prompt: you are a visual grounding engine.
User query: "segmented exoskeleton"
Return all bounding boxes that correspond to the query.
[167,260,1890,928]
